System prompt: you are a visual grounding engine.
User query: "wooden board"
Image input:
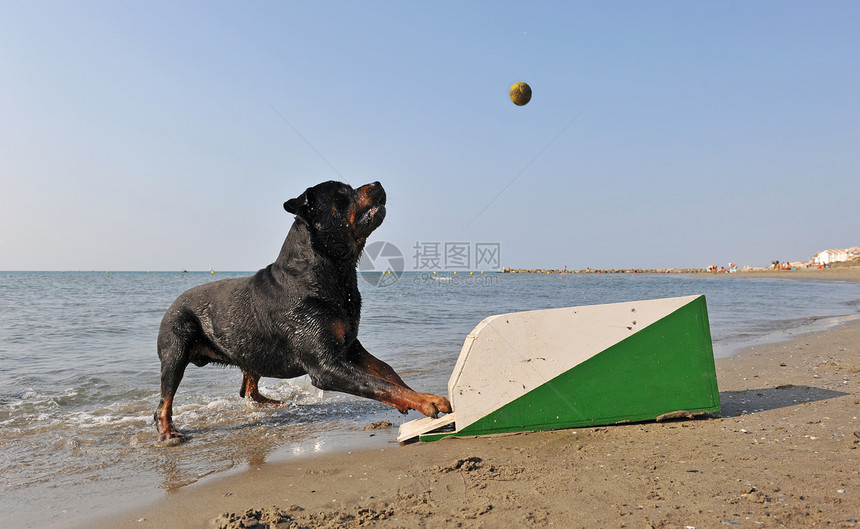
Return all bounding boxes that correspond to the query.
[398,295,720,442]
[395,413,456,443]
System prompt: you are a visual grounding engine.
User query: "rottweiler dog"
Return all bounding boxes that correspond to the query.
[155,181,451,442]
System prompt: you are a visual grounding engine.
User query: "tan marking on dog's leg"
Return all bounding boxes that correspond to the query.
[156,394,185,442]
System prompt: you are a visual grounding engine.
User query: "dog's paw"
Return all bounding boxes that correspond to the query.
[157,426,187,445]
[416,393,452,418]
[157,435,185,447]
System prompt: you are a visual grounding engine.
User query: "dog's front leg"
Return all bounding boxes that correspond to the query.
[346,340,412,389]
[307,356,451,418]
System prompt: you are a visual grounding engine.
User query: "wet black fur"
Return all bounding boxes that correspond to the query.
[155,181,391,428]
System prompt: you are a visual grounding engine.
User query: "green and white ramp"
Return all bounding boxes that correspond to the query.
[398,294,720,442]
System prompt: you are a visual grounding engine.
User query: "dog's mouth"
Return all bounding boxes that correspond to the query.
[364,204,385,224]
[354,204,386,236]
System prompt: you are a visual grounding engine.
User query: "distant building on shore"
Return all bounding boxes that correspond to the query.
[813,247,859,266]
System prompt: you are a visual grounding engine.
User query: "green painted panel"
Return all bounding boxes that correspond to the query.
[421,296,719,441]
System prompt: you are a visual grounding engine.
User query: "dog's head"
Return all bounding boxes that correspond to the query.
[285,181,386,260]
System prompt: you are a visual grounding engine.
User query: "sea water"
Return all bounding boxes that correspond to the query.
[1,270,859,527]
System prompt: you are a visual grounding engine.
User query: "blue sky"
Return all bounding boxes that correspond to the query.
[1,1,857,271]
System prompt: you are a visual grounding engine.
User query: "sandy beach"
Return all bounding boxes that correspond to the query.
[87,268,860,529]
[711,265,860,283]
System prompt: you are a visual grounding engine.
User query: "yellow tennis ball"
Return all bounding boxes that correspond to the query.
[509,82,532,106]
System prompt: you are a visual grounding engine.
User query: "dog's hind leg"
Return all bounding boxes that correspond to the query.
[155,349,188,442]
[240,370,284,407]
[154,311,198,442]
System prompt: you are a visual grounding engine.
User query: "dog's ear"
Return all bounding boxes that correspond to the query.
[284,189,312,217]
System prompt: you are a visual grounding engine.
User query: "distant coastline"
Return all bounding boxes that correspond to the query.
[499,267,701,274]
[501,246,860,277]
[499,263,860,282]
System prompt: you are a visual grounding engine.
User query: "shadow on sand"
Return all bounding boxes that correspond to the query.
[718,384,849,418]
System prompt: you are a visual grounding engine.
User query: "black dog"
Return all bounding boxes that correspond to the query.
[155,181,451,441]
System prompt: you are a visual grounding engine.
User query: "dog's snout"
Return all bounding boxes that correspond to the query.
[358,182,386,205]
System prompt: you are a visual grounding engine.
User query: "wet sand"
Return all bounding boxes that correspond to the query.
[89,315,860,528]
